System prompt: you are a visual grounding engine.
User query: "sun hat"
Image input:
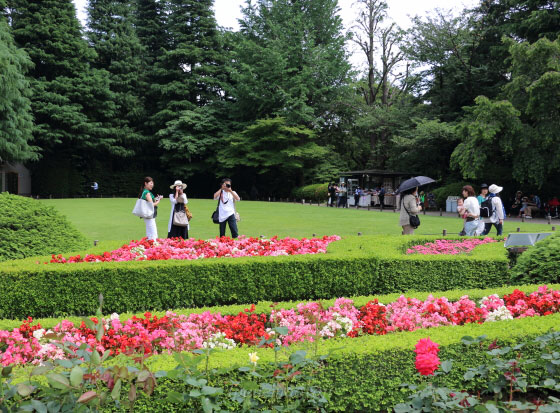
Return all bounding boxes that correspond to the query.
[488,184,503,194]
[480,183,489,189]
[170,180,187,189]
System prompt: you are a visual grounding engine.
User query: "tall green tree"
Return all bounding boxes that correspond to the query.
[221,117,328,190]
[152,0,229,178]
[87,0,146,153]
[134,0,168,135]
[231,0,352,126]
[5,0,120,157]
[0,9,37,162]
[452,37,560,189]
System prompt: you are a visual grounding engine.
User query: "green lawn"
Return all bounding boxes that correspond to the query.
[41,198,554,242]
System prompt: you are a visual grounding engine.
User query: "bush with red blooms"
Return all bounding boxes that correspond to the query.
[504,286,560,318]
[414,337,440,376]
[18,317,43,339]
[349,299,389,336]
[215,305,270,346]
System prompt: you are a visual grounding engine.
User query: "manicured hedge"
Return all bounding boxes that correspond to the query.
[97,313,560,412]
[0,235,509,319]
[0,193,89,262]
[3,282,559,332]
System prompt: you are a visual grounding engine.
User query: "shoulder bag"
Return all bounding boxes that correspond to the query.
[173,203,189,227]
[211,192,221,224]
[403,198,421,228]
[132,198,154,219]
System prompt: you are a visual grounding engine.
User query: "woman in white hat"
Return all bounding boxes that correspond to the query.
[168,180,189,239]
[481,184,505,236]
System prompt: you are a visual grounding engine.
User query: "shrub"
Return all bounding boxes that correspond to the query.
[0,236,509,319]
[431,182,474,208]
[511,233,560,284]
[0,193,89,262]
[291,183,328,202]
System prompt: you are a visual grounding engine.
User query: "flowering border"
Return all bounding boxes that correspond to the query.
[2,286,560,366]
[46,235,341,263]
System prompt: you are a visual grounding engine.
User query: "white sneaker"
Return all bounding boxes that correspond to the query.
[525,216,532,219]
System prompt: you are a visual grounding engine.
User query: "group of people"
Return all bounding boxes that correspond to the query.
[457,184,505,236]
[399,183,506,236]
[510,191,542,218]
[327,183,387,209]
[138,176,240,241]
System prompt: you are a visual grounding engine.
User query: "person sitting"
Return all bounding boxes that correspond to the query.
[510,191,523,217]
[523,194,541,218]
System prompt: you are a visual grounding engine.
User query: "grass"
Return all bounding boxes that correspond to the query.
[40,198,554,242]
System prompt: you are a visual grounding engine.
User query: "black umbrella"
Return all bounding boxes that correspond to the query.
[395,176,436,194]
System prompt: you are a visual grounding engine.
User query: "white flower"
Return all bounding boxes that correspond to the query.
[249,352,259,365]
[33,329,46,340]
[110,313,120,321]
[485,306,513,322]
[201,332,236,350]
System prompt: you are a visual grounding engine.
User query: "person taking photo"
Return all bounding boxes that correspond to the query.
[213,178,240,238]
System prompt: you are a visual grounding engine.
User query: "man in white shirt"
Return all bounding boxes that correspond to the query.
[213,178,241,238]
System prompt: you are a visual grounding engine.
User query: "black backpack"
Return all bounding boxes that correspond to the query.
[480,198,493,218]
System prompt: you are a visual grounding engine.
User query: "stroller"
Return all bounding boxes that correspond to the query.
[545,197,559,218]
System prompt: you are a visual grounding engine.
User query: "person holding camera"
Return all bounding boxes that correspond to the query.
[139,176,162,240]
[213,178,240,238]
[168,180,189,239]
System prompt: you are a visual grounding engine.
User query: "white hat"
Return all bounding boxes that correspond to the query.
[170,180,187,189]
[489,184,502,194]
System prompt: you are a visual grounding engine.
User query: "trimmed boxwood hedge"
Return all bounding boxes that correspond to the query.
[0,235,510,319]
[93,313,560,412]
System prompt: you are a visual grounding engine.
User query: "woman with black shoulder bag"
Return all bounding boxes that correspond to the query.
[399,187,422,235]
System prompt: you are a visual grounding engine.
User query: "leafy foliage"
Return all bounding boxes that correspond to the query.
[0,193,88,262]
[511,233,560,285]
[0,11,37,163]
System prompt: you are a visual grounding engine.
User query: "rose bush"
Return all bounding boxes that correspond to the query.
[2,286,560,366]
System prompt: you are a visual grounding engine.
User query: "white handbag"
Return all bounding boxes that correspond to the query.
[132,199,154,218]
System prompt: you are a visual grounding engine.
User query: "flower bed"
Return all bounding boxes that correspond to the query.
[406,237,497,255]
[47,235,341,263]
[2,286,559,367]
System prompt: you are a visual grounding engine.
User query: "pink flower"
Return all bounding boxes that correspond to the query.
[414,337,440,376]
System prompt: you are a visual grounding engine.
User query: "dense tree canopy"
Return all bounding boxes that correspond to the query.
[0,0,558,198]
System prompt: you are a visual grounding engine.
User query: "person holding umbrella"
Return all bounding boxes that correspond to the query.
[399,187,422,234]
[396,176,434,235]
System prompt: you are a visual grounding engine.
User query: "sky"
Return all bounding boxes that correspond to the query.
[72,0,478,69]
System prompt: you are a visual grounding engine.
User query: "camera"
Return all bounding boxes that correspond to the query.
[225,183,231,188]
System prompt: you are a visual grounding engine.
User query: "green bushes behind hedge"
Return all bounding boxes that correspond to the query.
[291,183,328,202]
[0,193,89,262]
[0,235,510,319]
[511,233,560,284]
[101,313,560,412]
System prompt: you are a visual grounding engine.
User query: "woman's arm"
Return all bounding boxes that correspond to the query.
[213,189,221,200]
[231,191,240,201]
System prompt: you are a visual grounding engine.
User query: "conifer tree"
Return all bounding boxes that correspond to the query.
[0,8,37,162]
[87,0,146,151]
[153,0,230,178]
[5,0,121,158]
